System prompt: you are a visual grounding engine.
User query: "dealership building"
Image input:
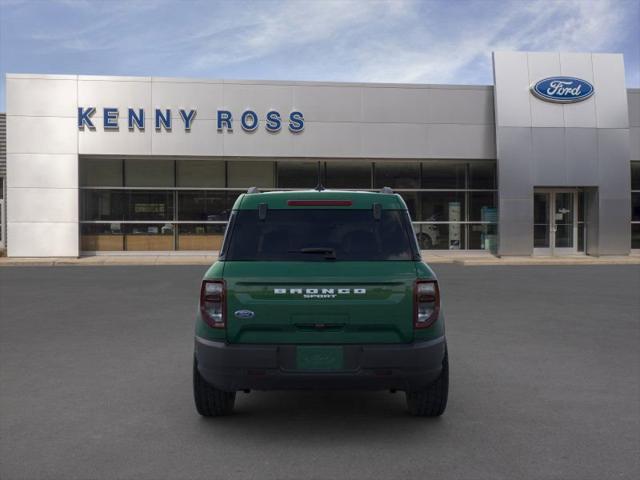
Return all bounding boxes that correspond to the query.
[1,51,639,257]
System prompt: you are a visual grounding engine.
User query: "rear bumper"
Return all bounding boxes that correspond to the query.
[194,336,446,392]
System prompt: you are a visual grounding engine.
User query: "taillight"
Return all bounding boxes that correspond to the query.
[200,280,225,329]
[414,280,440,329]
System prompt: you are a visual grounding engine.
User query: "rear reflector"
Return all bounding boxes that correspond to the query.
[287,200,352,206]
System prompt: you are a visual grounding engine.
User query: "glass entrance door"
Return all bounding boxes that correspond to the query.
[533,190,578,255]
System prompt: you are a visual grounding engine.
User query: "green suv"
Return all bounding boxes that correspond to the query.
[193,189,448,417]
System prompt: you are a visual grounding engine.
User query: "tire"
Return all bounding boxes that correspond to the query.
[406,348,449,417]
[193,358,236,417]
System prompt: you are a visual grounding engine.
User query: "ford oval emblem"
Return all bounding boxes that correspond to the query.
[531,76,594,103]
[234,310,255,319]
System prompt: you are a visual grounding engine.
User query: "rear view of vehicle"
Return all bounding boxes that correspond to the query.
[193,189,448,417]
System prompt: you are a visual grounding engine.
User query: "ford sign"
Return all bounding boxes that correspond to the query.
[531,77,594,103]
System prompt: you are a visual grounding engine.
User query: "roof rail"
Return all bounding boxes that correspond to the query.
[379,186,394,194]
[246,186,261,194]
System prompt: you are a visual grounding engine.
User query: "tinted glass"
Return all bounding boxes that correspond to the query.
[81,190,127,221]
[125,160,174,187]
[277,162,319,188]
[632,192,640,222]
[632,162,640,191]
[468,223,497,251]
[225,209,416,261]
[128,191,174,221]
[228,161,274,188]
[374,162,419,189]
[413,223,466,250]
[469,191,496,221]
[325,162,371,189]
[178,191,229,221]
[421,163,465,189]
[468,162,496,189]
[176,160,225,188]
[81,158,123,186]
[418,192,465,222]
[632,224,640,249]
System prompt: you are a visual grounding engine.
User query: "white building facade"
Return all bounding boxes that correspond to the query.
[3,51,639,257]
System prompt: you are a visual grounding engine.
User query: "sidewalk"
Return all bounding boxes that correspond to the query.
[1,252,639,266]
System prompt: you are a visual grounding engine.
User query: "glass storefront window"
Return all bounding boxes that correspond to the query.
[325,161,371,189]
[123,223,174,251]
[469,191,496,221]
[277,162,319,188]
[374,162,419,189]
[128,191,173,221]
[176,160,225,188]
[468,223,497,251]
[418,192,465,222]
[414,224,466,250]
[125,160,174,187]
[80,223,124,251]
[632,224,640,249]
[631,162,640,191]
[81,158,123,186]
[178,191,229,221]
[421,162,465,189]
[79,158,497,252]
[81,190,127,221]
[468,162,496,189]
[177,224,226,251]
[398,192,418,219]
[228,161,274,188]
[632,192,640,222]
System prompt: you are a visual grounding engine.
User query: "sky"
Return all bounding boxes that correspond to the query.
[0,0,639,111]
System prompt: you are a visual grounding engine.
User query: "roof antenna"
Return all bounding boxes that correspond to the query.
[314,161,325,191]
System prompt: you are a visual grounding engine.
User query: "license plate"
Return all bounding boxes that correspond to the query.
[296,346,344,371]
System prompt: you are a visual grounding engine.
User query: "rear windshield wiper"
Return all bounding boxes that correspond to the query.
[288,247,337,260]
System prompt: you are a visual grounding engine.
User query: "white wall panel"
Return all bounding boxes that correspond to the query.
[428,124,495,158]
[7,116,77,154]
[223,83,293,121]
[527,52,564,128]
[292,122,361,157]
[492,52,532,127]
[151,119,223,156]
[7,187,78,223]
[152,80,223,120]
[292,85,361,123]
[78,78,152,118]
[361,87,429,124]
[361,124,427,158]
[427,88,494,125]
[592,54,629,128]
[7,222,79,257]
[559,53,597,128]
[222,126,293,157]
[7,77,77,117]
[7,154,78,189]
[79,118,151,155]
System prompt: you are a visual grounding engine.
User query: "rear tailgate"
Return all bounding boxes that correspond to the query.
[224,261,417,344]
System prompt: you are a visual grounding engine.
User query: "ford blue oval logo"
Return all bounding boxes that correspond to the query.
[531,77,594,103]
[234,310,255,319]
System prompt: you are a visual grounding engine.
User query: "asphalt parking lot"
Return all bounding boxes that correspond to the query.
[1,264,638,480]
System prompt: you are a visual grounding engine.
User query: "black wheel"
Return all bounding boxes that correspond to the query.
[193,358,236,417]
[406,348,449,417]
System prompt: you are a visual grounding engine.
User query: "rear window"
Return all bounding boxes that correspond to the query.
[222,209,418,261]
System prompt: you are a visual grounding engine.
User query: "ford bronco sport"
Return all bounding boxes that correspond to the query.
[193,188,448,417]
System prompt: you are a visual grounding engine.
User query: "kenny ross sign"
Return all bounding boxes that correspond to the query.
[77,107,304,133]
